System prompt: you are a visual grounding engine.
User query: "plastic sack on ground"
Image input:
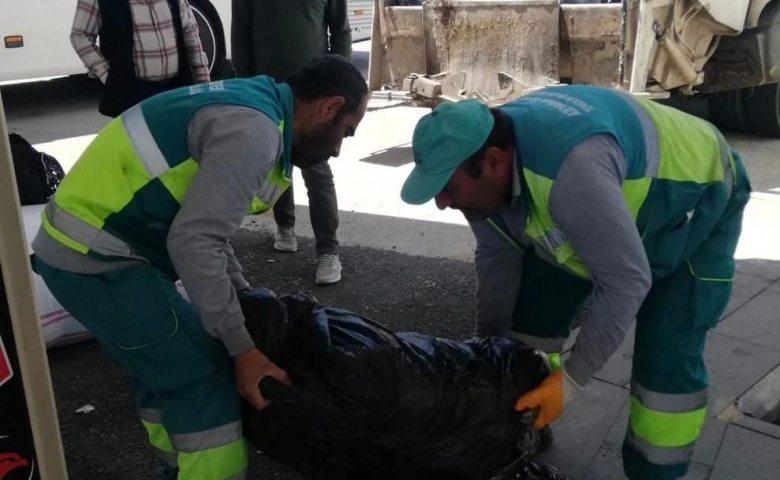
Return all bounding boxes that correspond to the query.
[240,287,570,480]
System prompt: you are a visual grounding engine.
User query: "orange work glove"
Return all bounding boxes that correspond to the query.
[514,365,581,430]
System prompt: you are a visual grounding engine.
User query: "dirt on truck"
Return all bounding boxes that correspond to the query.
[367,0,780,137]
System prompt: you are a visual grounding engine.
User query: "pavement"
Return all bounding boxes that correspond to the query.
[3,39,780,479]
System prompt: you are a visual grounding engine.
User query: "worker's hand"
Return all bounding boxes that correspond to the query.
[514,365,581,430]
[234,347,292,410]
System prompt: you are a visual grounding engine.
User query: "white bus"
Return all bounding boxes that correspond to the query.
[0,0,372,84]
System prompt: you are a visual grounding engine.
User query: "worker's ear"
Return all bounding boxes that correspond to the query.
[318,96,346,121]
[483,147,510,179]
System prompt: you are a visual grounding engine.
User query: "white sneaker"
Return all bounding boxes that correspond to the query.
[316,254,342,285]
[273,227,297,252]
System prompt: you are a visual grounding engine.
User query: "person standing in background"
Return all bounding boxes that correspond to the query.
[231,0,353,285]
[70,0,211,118]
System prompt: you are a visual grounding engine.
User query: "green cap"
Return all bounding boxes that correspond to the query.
[401,99,494,205]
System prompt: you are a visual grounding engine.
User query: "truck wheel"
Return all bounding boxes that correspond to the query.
[743,83,780,138]
[708,89,748,134]
[708,83,780,138]
[188,0,230,80]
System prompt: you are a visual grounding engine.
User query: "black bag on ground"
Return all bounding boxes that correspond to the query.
[8,132,64,205]
[239,288,570,480]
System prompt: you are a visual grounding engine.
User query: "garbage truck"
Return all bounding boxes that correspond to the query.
[367,0,780,137]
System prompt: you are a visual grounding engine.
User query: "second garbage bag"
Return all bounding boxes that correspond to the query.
[240,287,569,480]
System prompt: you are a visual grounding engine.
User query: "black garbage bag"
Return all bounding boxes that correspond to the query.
[240,287,570,480]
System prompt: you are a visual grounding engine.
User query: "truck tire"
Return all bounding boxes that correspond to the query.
[743,83,780,138]
[708,89,748,134]
[188,0,230,80]
[708,83,780,138]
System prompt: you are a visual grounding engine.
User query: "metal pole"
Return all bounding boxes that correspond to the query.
[0,90,69,479]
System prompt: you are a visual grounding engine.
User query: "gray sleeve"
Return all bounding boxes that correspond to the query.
[470,218,524,337]
[550,134,652,386]
[222,241,250,293]
[168,104,282,356]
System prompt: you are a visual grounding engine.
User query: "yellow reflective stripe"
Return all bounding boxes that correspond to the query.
[141,419,175,453]
[621,177,652,220]
[547,353,561,371]
[634,97,724,184]
[54,118,148,227]
[519,168,591,278]
[629,396,706,447]
[554,246,589,278]
[158,159,199,203]
[522,168,555,240]
[122,105,171,178]
[177,437,247,480]
[247,196,266,214]
[41,209,88,254]
[141,418,178,468]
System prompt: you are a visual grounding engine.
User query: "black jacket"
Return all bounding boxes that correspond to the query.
[231,0,352,81]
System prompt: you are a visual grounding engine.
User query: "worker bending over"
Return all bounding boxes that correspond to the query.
[400,85,750,480]
[30,55,368,480]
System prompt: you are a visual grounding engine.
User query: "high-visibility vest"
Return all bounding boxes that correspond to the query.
[491,85,737,281]
[40,76,294,279]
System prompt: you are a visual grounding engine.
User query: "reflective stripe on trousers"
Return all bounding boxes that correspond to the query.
[139,408,247,480]
[173,421,247,480]
[626,381,707,465]
[140,408,178,469]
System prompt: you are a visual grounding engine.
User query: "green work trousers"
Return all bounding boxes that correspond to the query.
[509,154,751,480]
[32,259,248,480]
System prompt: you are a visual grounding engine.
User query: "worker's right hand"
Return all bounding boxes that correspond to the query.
[234,347,292,410]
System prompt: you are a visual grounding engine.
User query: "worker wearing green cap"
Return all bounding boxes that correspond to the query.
[400,85,751,480]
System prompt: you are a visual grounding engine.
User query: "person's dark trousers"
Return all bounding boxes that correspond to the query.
[137,77,187,102]
[273,162,339,255]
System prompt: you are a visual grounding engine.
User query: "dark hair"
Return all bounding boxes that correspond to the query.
[286,54,368,117]
[462,107,514,178]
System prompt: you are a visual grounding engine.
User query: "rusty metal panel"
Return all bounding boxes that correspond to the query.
[383,7,427,87]
[560,3,623,87]
[371,5,427,89]
[423,0,560,102]
[559,3,622,41]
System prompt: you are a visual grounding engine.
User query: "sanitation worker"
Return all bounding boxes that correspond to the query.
[30,54,368,480]
[399,85,751,480]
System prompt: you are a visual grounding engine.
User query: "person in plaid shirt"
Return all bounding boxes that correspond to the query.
[70,0,211,117]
